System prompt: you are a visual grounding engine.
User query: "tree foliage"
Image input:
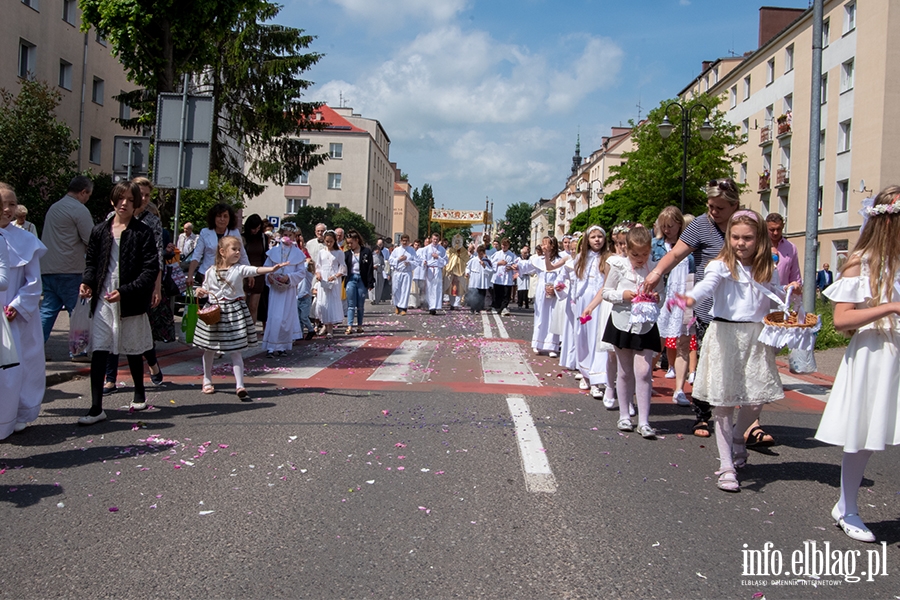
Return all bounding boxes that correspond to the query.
[495,202,532,251]
[604,93,745,222]
[0,79,78,231]
[412,183,434,241]
[79,0,329,200]
[283,206,375,246]
[175,171,245,233]
[568,188,644,235]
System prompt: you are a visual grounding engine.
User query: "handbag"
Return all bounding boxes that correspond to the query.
[0,310,19,369]
[167,264,188,295]
[181,286,199,344]
[68,299,92,357]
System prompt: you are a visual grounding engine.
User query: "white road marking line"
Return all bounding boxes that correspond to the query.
[368,339,439,383]
[506,396,557,493]
[163,340,367,379]
[780,372,831,403]
[481,341,540,387]
[491,312,509,339]
[482,312,493,338]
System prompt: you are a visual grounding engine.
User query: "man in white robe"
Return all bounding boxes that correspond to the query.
[389,234,417,314]
[262,231,306,355]
[0,185,47,437]
[422,233,447,314]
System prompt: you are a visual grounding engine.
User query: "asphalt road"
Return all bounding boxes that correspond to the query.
[2,301,898,599]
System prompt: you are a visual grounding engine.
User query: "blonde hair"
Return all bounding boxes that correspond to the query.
[706,178,741,206]
[625,225,652,251]
[714,209,774,284]
[656,206,685,240]
[848,185,900,313]
[215,236,243,268]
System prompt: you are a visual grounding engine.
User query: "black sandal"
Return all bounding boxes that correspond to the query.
[692,420,711,438]
[745,425,775,447]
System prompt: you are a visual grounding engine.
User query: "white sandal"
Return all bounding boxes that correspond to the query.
[715,468,740,493]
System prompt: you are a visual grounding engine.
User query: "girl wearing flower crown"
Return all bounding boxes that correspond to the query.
[678,209,799,492]
[815,185,900,542]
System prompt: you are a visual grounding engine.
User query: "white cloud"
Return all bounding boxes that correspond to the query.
[330,0,468,26]
[680,0,691,5]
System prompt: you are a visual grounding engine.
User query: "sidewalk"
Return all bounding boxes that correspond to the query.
[45,308,190,386]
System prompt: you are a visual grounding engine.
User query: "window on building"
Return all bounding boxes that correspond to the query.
[836,180,849,213]
[822,18,830,47]
[841,59,854,92]
[740,162,748,184]
[783,93,792,114]
[62,0,76,24]
[18,40,36,79]
[778,194,789,222]
[329,143,343,159]
[818,186,824,215]
[89,137,101,165]
[844,1,856,34]
[95,30,107,46]
[838,120,852,153]
[820,130,826,160]
[741,118,749,136]
[784,45,794,72]
[730,85,737,108]
[327,173,342,189]
[713,66,719,83]
[91,77,104,105]
[780,145,791,173]
[119,94,131,121]
[761,195,770,216]
[22,0,38,10]
[765,104,774,126]
[766,59,775,85]
[288,171,309,185]
[702,75,709,92]
[326,203,340,210]
[743,75,751,100]
[821,72,828,104]
[58,60,73,90]
[285,198,307,214]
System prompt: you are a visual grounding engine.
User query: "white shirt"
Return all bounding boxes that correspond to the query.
[202,264,258,301]
[194,228,249,275]
[465,255,495,289]
[490,249,517,285]
[601,255,660,334]
[177,232,198,256]
[688,260,783,323]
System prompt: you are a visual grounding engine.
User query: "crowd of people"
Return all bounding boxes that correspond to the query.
[0,174,898,544]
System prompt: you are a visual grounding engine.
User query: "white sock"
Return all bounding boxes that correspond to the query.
[202,350,216,385]
[838,450,873,516]
[231,352,245,389]
[712,406,735,471]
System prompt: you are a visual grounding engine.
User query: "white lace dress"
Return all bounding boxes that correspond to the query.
[815,258,900,452]
[89,235,153,355]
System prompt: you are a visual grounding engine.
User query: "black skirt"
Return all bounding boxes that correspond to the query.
[602,320,662,353]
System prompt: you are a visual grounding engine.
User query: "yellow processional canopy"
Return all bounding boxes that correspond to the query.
[429,209,492,230]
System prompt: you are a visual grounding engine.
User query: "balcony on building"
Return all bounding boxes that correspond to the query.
[776,113,792,138]
[758,172,771,193]
[775,167,790,188]
[759,125,773,146]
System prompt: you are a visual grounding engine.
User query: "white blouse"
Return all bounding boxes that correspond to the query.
[601,255,659,334]
[202,264,259,301]
[193,228,250,275]
[688,260,782,323]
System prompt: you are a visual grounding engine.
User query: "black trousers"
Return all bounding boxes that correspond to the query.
[90,351,144,414]
[516,289,529,309]
[492,284,513,311]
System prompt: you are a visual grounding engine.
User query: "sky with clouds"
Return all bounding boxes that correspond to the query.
[281,0,810,219]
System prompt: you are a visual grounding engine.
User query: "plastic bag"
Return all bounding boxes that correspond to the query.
[181,286,199,344]
[788,347,817,374]
[68,299,92,358]
[0,310,19,369]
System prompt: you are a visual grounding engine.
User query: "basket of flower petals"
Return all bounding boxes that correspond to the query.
[629,292,660,325]
[759,289,821,350]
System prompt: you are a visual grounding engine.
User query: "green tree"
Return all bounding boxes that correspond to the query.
[0,79,78,231]
[331,207,375,244]
[283,206,375,246]
[80,0,329,200]
[412,183,434,241]
[605,93,745,221]
[495,201,532,250]
[177,172,245,233]
[568,188,643,235]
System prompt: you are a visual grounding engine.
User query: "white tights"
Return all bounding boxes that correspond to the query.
[202,350,245,390]
[615,348,654,425]
[712,404,763,471]
[838,450,873,516]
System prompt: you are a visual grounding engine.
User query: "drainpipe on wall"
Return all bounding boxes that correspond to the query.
[77,31,88,170]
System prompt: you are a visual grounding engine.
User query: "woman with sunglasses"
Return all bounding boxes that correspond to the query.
[643,178,740,439]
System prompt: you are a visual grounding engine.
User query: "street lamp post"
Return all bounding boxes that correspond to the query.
[658,102,715,213]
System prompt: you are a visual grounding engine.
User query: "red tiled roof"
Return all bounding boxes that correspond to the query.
[307,105,367,133]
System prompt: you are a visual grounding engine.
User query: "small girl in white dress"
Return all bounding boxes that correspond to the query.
[315,230,346,338]
[570,226,610,399]
[195,236,288,399]
[681,210,799,492]
[815,185,900,543]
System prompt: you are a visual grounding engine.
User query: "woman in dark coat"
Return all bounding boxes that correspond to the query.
[78,182,159,424]
[344,229,375,334]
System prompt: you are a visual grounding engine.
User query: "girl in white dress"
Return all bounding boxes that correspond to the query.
[315,231,346,337]
[680,210,799,492]
[815,185,900,542]
[571,226,611,399]
[195,236,288,399]
[525,237,564,355]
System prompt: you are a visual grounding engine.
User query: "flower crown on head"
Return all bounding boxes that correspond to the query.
[862,201,900,217]
[612,222,632,236]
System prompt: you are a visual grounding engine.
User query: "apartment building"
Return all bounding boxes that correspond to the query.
[683,2,900,270]
[391,164,419,244]
[547,127,634,239]
[251,105,394,239]
[3,0,136,173]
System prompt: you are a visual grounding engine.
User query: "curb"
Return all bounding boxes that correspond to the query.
[44,344,195,389]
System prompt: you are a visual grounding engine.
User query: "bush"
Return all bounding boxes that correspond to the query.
[814,296,849,351]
